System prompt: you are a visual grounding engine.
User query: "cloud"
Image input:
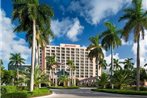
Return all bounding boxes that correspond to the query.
[132,30,147,67]
[51,18,84,42]
[66,19,84,42]
[142,0,147,10]
[0,9,31,68]
[68,0,130,25]
[121,39,133,45]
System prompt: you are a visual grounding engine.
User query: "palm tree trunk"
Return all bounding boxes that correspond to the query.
[71,70,73,86]
[111,46,114,89]
[136,34,140,91]
[97,60,99,88]
[74,70,76,86]
[30,19,36,92]
[36,44,39,65]
[16,67,19,85]
[68,69,72,86]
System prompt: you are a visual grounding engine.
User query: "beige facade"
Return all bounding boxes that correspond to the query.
[40,44,101,80]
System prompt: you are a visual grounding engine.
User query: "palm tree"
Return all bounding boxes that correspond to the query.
[119,0,147,90]
[67,60,76,86]
[12,0,53,91]
[8,53,25,81]
[111,59,122,71]
[97,73,109,89]
[122,58,134,71]
[100,22,121,88]
[58,75,69,87]
[87,35,104,78]
[34,65,50,88]
[144,63,147,67]
[0,59,3,66]
[99,59,108,70]
[46,55,58,86]
[112,69,132,89]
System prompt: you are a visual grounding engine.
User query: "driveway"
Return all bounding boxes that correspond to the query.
[35,87,147,98]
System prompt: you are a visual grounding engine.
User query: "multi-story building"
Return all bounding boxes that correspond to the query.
[40,44,101,81]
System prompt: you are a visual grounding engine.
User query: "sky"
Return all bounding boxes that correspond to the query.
[1,0,147,69]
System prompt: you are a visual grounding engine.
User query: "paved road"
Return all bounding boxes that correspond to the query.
[35,88,147,98]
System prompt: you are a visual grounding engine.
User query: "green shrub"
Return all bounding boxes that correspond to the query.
[124,86,147,91]
[1,92,28,98]
[92,89,147,95]
[1,86,17,95]
[28,88,52,97]
[48,86,79,89]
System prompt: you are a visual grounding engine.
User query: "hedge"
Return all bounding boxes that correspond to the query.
[28,88,52,97]
[48,86,79,89]
[1,86,17,95]
[1,92,28,98]
[1,87,52,98]
[91,89,147,95]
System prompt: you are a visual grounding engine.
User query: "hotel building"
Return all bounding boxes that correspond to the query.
[40,44,101,80]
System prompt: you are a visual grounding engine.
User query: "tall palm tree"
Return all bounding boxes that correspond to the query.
[119,0,147,90]
[87,35,104,78]
[100,22,121,81]
[12,0,53,91]
[8,53,25,81]
[67,60,76,86]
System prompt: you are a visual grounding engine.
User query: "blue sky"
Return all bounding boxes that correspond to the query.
[1,0,147,69]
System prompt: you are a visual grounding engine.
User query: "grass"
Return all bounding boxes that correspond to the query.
[28,88,52,97]
[48,86,79,89]
[91,89,147,95]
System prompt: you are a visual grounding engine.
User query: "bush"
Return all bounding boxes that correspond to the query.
[92,89,147,95]
[1,86,17,95]
[48,86,79,89]
[28,88,52,97]
[124,86,147,91]
[1,92,28,98]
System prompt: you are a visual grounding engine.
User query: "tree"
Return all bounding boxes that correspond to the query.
[110,59,122,71]
[34,65,50,88]
[99,59,108,70]
[122,58,134,71]
[97,73,109,89]
[12,0,54,91]
[58,75,69,87]
[87,35,104,77]
[0,59,3,66]
[100,22,121,88]
[8,53,25,82]
[119,0,147,90]
[144,63,147,67]
[67,60,76,86]
[46,55,58,86]
[112,69,132,89]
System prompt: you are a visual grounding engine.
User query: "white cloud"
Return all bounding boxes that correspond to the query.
[51,18,84,42]
[121,39,133,45]
[132,30,147,67]
[68,0,130,25]
[51,18,72,37]
[0,9,31,68]
[142,0,147,10]
[66,19,84,42]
